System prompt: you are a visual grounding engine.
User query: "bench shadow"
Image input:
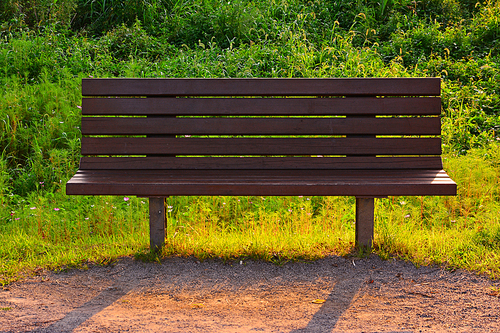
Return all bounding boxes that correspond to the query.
[289,278,414,333]
[289,278,361,333]
[9,258,418,333]
[29,282,134,333]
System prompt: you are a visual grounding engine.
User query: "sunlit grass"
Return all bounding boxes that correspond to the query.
[161,195,356,262]
[2,145,499,285]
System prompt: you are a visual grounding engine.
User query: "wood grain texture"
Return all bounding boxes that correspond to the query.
[78,156,444,170]
[81,117,441,135]
[66,169,457,196]
[81,137,442,156]
[149,197,165,251]
[81,97,441,116]
[82,78,440,96]
[356,198,374,248]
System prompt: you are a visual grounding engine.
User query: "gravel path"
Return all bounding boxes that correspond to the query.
[1,255,499,332]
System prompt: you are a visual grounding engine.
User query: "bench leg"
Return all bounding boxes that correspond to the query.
[149,197,166,252]
[355,197,374,249]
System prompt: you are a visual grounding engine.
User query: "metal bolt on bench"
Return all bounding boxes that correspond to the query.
[66,78,457,251]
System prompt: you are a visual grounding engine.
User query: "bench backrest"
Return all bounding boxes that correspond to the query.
[79,78,443,171]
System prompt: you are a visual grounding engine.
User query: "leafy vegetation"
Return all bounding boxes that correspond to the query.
[1,0,499,284]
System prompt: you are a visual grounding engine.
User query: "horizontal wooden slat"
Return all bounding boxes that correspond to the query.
[82,97,441,116]
[82,78,440,97]
[69,170,456,182]
[81,117,441,135]
[66,169,457,196]
[78,156,444,170]
[81,137,441,155]
[69,78,455,199]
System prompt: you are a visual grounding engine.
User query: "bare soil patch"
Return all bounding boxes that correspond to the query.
[1,255,499,333]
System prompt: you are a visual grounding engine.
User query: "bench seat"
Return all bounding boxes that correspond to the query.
[67,169,455,197]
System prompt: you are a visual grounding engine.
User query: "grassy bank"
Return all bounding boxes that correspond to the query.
[1,0,500,284]
[1,145,499,285]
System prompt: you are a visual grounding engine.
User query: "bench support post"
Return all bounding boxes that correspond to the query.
[149,197,166,252]
[355,197,374,249]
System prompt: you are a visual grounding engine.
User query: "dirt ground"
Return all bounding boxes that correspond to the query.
[1,255,499,333]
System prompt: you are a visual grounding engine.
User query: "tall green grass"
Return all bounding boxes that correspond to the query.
[1,0,499,284]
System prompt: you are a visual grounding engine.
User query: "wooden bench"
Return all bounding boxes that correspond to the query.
[66,78,457,251]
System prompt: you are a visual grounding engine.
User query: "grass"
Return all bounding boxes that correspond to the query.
[1,145,499,285]
[1,0,500,284]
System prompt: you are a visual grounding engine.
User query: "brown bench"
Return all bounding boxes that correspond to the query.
[66,78,457,251]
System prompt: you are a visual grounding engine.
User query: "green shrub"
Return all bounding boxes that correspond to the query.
[415,0,482,24]
[158,0,264,49]
[0,72,81,195]
[0,0,77,30]
[378,21,475,66]
[470,2,500,57]
[72,0,165,35]
[98,20,172,62]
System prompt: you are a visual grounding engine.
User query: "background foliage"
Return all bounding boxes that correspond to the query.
[0,0,499,284]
